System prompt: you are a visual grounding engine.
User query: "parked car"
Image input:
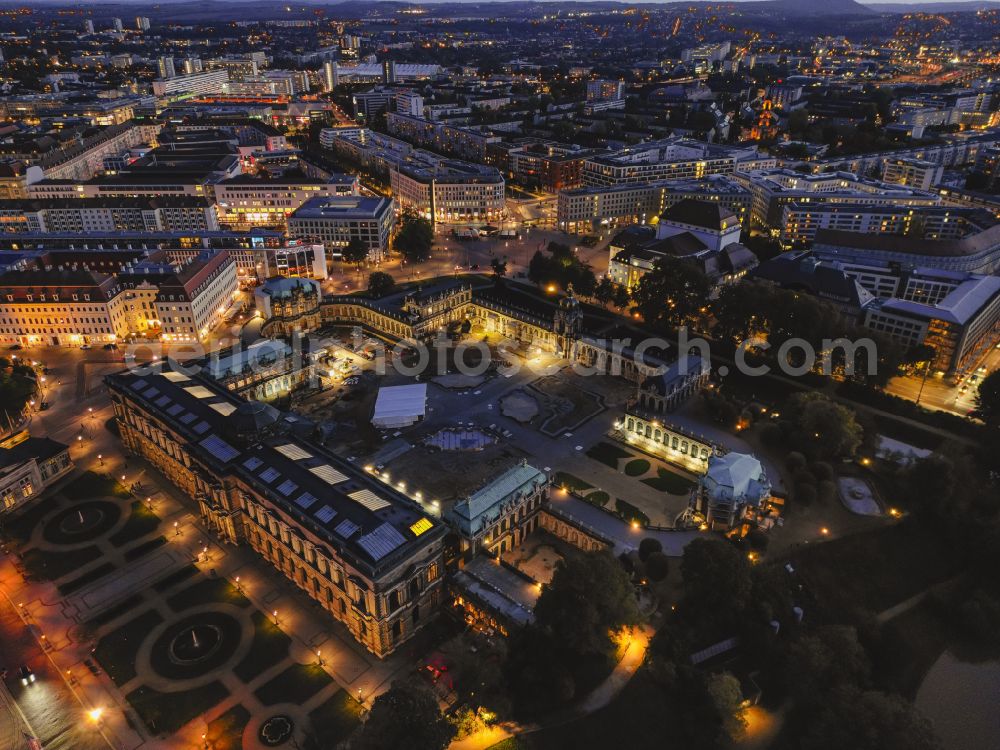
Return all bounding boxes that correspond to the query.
[80,344,92,350]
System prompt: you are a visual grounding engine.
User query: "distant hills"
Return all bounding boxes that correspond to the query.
[864,1,1000,11]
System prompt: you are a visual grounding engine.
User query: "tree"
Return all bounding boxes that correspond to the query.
[594,276,615,307]
[395,210,434,262]
[638,537,663,562]
[974,369,1000,430]
[783,626,871,704]
[341,236,369,268]
[354,680,456,750]
[712,281,771,344]
[490,256,508,285]
[784,392,864,460]
[534,550,640,657]
[705,672,747,741]
[612,285,631,311]
[646,551,670,582]
[799,687,941,750]
[367,271,395,299]
[630,257,710,331]
[679,538,752,632]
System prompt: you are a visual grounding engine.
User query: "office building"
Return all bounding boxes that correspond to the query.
[288,196,394,261]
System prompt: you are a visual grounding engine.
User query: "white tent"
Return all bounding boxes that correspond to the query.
[371,383,427,429]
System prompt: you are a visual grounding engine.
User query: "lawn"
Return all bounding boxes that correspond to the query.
[640,467,696,495]
[93,609,164,686]
[875,598,950,699]
[166,576,252,612]
[206,704,251,750]
[127,681,230,735]
[585,441,632,469]
[786,521,960,620]
[614,499,650,527]
[123,536,167,562]
[582,490,610,507]
[85,594,145,629]
[2,495,60,543]
[20,545,101,581]
[253,663,333,706]
[306,689,363,749]
[623,459,650,477]
[109,501,160,547]
[233,611,293,682]
[152,564,198,592]
[551,472,593,493]
[63,471,130,500]
[57,563,115,595]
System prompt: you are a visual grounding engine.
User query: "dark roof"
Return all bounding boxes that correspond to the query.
[104,365,443,577]
[0,437,69,469]
[645,232,709,259]
[814,224,1000,259]
[753,252,870,308]
[660,198,738,231]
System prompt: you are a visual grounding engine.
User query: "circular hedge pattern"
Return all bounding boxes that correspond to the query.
[42,502,121,544]
[149,611,243,680]
[624,459,651,477]
[259,715,294,746]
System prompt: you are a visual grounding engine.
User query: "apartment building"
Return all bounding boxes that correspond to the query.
[0,268,135,346]
[390,158,505,225]
[152,69,231,101]
[882,157,944,191]
[779,204,987,246]
[735,169,943,232]
[0,197,219,234]
[130,249,240,343]
[557,175,751,234]
[213,174,359,230]
[581,138,770,187]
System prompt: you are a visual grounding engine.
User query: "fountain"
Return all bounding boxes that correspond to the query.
[169,624,222,665]
[259,715,294,747]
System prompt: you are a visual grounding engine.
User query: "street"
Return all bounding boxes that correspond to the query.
[0,594,107,750]
[885,343,999,417]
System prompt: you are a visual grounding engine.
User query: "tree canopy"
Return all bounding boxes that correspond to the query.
[630,256,710,331]
[534,549,640,656]
[395,210,434,262]
[341,236,369,267]
[354,680,455,750]
[974,369,1000,430]
[783,392,864,460]
[367,271,396,299]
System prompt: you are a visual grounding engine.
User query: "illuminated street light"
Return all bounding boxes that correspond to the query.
[88,707,103,722]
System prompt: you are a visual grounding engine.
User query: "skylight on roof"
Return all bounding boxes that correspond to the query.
[161,371,191,382]
[410,518,433,537]
[210,402,237,416]
[349,489,391,512]
[357,523,407,561]
[309,464,348,485]
[334,519,360,538]
[315,505,337,523]
[275,443,313,461]
[183,385,215,399]
[296,492,318,509]
[199,435,240,463]
[243,457,263,471]
[276,479,298,496]
[259,467,281,483]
